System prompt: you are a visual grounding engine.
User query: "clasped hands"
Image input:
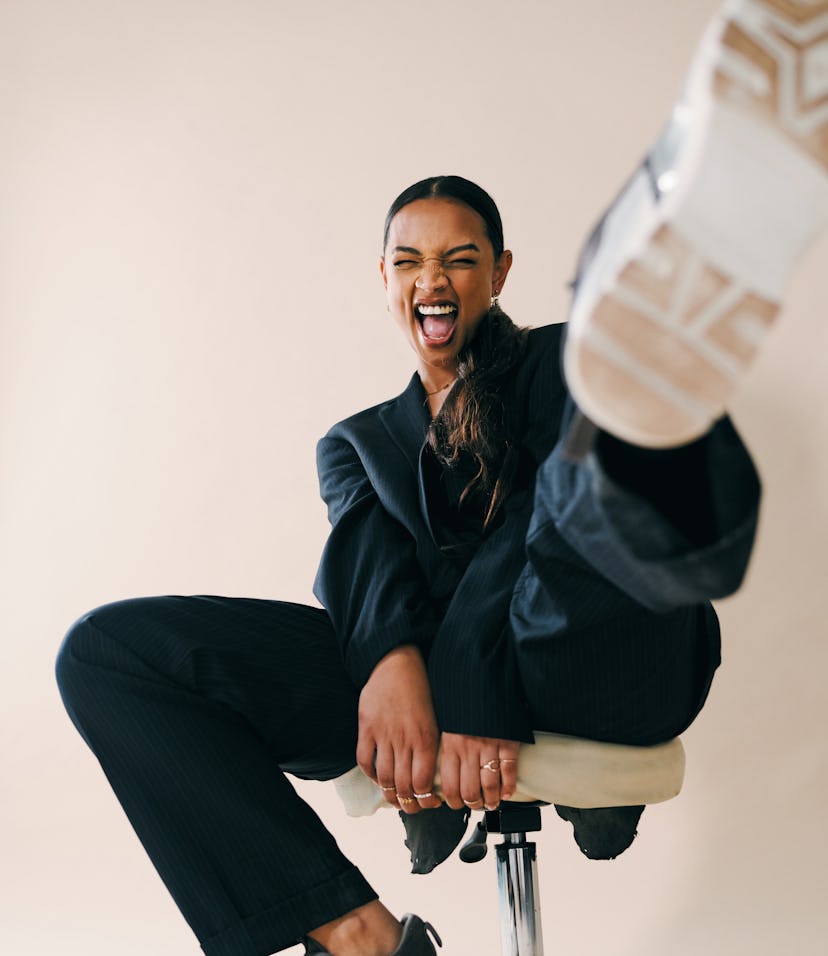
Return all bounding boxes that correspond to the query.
[356,644,519,814]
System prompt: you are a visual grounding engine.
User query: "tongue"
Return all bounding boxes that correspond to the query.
[422,314,455,340]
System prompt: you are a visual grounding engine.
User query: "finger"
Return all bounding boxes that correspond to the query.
[440,748,463,810]
[498,745,520,800]
[396,794,420,814]
[394,745,420,815]
[374,744,400,809]
[478,755,502,811]
[356,729,377,782]
[460,751,487,810]
[412,741,440,810]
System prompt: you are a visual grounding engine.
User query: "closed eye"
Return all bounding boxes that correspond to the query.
[392,257,478,269]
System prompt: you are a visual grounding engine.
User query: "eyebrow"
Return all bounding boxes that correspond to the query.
[391,243,481,256]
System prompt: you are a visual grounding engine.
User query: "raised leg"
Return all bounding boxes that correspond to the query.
[564,0,828,448]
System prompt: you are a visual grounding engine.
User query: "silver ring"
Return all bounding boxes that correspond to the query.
[413,791,433,800]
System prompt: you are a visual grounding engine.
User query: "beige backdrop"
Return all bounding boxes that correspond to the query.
[2,1,827,953]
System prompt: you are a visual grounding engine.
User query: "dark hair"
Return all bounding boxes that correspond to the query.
[383,175,505,259]
[383,175,528,529]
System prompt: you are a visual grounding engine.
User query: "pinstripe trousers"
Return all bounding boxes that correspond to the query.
[56,596,373,955]
[54,413,759,956]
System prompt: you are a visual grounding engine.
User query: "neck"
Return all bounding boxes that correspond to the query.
[426,387,451,419]
[418,364,456,397]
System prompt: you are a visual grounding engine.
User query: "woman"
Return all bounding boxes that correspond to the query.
[55,0,828,947]
[54,173,761,956]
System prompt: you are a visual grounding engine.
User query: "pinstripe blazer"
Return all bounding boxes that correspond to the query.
[313,323,569,742]
[313,317,757,744]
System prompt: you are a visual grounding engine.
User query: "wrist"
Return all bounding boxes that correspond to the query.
[376,644,423,669]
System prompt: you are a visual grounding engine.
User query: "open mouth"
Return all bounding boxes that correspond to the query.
[415,303,458,346]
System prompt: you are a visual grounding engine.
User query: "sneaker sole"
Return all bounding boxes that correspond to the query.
[564,0,828,448]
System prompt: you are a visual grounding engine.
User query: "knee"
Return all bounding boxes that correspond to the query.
[54,598,146,697]
[54,608,106,735]
[55,603,113,697]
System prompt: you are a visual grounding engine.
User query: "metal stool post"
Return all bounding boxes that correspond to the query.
[485,805,545,956]
[495,832,544,955]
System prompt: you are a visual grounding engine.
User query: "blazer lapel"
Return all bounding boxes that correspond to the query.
[378,372,442,545]
[378,372,430,473]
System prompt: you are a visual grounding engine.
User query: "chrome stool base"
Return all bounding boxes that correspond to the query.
[496,831,544,956]
[462,804,545,956]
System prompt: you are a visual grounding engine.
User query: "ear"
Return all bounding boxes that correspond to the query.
[493,250,513,292]
[379,256,388,290]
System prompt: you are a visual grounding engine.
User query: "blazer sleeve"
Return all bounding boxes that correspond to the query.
[313,434,440,689]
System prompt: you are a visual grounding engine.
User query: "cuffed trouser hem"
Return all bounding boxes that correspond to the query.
[200,865,377,956]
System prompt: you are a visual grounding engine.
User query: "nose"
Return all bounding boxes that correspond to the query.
[414,258,448,293]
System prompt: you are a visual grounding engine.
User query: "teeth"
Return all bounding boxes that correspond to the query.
[417,304,456,315]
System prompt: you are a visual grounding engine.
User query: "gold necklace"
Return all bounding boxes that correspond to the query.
[423,379,455,397]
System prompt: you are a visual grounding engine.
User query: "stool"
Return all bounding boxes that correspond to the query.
[333,732,685,955]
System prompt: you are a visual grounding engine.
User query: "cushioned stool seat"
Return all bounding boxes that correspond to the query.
[333,731,685,815]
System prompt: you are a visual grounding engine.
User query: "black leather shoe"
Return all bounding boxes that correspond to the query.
[303,913,442,954]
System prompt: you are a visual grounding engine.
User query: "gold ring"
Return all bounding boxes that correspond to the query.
[413,791,433,800]
[463,798,484,807]
[380,785,397,792]
[398,796,416,805]
[481,759,501,773]
[499,758,516,765]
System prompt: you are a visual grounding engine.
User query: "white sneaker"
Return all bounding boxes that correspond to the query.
[564,0,828,448]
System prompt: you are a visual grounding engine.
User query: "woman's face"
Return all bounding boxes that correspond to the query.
[381,198,512,385]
